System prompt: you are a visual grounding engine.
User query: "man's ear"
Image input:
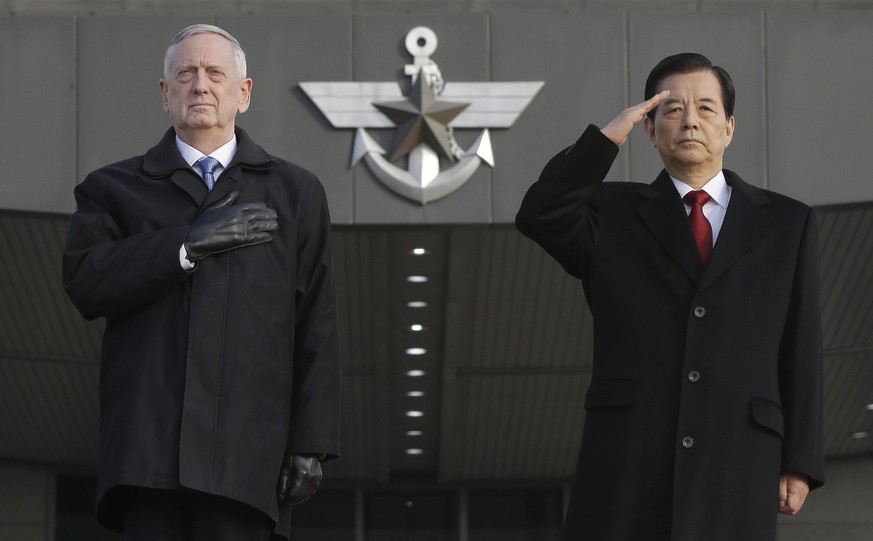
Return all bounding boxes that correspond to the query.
[644,116,657,147]
[160,80,169,113]
[237,78,253,114]
[725,115,735,147]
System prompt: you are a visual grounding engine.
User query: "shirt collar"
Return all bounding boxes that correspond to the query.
[175,135,238,169]
[671,171,730,210]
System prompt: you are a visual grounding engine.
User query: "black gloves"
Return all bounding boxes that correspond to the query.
[277,454,323,505]
[184,190,279,262]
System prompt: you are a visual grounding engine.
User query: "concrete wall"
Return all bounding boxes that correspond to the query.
[1,3,873,222]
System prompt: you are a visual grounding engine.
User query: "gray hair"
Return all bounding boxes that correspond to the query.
[163,24,247,81]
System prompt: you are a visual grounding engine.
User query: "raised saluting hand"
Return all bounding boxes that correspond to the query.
[600,90,671,147]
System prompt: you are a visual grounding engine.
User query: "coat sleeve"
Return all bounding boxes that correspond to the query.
[62,173,191,320]
[287,176,342,459]
[778,207,825,489]
[514,124,619,279]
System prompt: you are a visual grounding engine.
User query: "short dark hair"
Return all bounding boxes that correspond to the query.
[644,52,735,120]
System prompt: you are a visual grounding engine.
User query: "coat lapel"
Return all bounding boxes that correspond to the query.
[139,127,275,208]
[206,127,273,205]
[636,170,773,290]
[140,128,207,205]
[637,171,705,284]
[699,171,771,290]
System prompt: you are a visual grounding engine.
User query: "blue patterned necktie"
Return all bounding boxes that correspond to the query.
[196,156,220,191]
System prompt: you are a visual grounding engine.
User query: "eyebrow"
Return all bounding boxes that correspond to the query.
[175,62,225,72]
[660,96,720,107]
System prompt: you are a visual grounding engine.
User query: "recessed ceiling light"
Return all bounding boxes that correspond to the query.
[407,391,425,397]
[406,370,426,377]
[866,403,873,411]
[407,301,428,308]
[410,324,424,332]
[411,248,427,255]
[406,430,423,436]
[851,431,869,439]
[406,448,424,455]
[406,410,424,417]
[406,347,426,355]
[407,275,428,283]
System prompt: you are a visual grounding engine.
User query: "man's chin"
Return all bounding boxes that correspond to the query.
[671,151,708,166]
[181,118,217,131]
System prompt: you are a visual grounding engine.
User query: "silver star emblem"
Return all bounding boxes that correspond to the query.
[373,76,469,161]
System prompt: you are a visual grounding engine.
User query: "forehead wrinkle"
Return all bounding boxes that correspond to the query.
[168,38,235,76]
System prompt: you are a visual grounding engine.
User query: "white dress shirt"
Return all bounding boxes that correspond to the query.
[671,172,732,246]
[177,135,238,182]
[177,135,239,269]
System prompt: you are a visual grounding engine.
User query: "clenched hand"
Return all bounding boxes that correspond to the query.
[277,454,323,505]
[778,473,809,515]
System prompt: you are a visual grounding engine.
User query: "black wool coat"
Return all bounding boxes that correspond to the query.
[63,127,341,537]
[516,126,824,541]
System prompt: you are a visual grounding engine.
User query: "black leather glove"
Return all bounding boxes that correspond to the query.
[277,454,323,505]
[183,190,279,262]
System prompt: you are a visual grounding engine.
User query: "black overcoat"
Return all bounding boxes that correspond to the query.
[516,126,824,541]
[62,127,341,536]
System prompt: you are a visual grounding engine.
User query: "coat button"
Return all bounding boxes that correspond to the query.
[681,436,695,448]
[693,306,706,318]
[688,370,701,382]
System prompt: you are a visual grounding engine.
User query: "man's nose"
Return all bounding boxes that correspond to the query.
[192,71,209,92]
[682,109,700,130]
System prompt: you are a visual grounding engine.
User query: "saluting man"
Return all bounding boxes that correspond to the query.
[516,52,824,540]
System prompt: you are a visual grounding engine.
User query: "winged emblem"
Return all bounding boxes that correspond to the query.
[300,26,543,205]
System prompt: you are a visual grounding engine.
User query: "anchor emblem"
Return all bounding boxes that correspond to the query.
[300,26,543,205]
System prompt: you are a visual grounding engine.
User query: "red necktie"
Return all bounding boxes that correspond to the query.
[683,190,713,265]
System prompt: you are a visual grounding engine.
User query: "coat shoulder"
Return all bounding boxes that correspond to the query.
[761,188,813,215]
[265,155,327,201]
[601,180,648,193]
[87,155,145,179]
[269,155,320,184]
[76,155,148,199]
[726,170,813,215]
[599,180,650,206]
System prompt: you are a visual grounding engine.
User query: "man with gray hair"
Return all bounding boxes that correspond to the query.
[63,24,341,540]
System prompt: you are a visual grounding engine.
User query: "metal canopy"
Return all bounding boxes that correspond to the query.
[0,205,871,486]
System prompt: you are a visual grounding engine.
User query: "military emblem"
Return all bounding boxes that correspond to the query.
[300,26,543,205]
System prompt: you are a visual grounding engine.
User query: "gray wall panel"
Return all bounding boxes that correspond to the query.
[627,11,766,188]
[76,15,207,182]
[490,9,627,222]
[767,11,873,206]
[0,17,76,213]
[217,14,355,223]
[2,7,871,217]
